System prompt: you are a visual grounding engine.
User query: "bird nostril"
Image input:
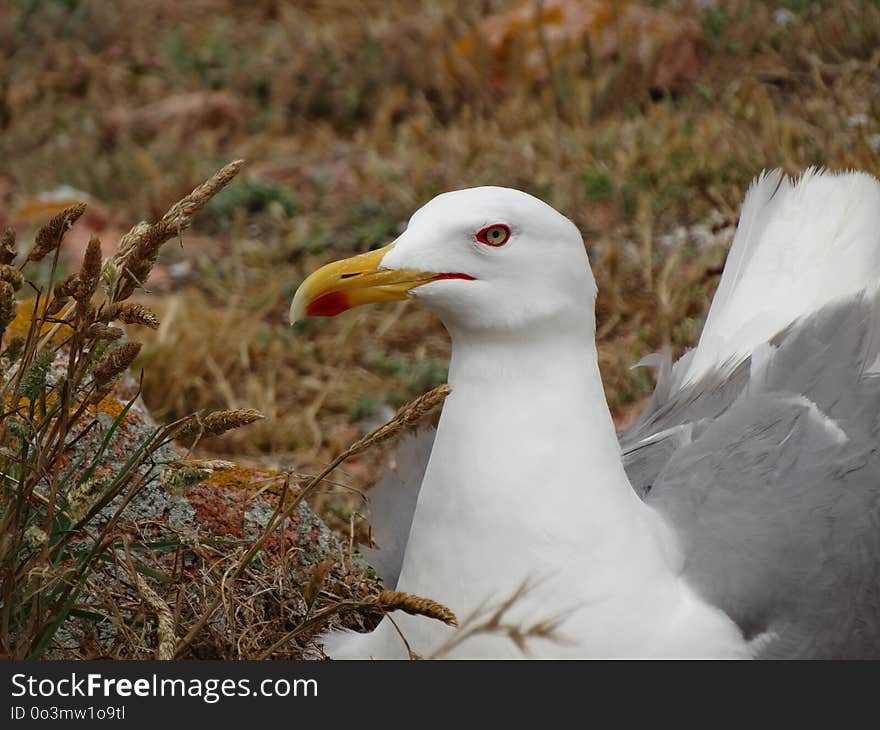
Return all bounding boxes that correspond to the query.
[339,272,362,280]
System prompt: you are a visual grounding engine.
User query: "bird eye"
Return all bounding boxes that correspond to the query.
[475,224,511,247]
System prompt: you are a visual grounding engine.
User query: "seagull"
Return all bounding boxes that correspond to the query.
[290,169,880,658]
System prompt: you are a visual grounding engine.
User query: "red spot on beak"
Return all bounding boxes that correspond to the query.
[429,273,476,282]
[306,291,351,317]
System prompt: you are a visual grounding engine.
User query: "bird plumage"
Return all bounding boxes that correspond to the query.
[684,167,880,382]
[296,169,880,658]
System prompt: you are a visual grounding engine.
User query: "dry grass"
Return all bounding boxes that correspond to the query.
[0,165,321,659]
[63,0,875,464]
[0,167,454,659]
[0,167,243,657]
[2,0,880,656]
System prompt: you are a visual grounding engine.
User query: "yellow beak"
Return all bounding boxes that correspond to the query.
[290,243,474,324]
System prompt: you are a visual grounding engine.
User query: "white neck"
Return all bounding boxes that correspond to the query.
[445,314,638,534]
[386,310,749,658]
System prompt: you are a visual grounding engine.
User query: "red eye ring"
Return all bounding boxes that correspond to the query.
[475,223,511,247]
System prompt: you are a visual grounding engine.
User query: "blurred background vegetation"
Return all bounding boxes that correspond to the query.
[2,0,879,513]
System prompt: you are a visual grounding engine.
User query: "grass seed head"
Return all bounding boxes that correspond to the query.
[344,384,451,459]
[54,272,79,298]
[113,160,244,300]
[76,300,96,325]
[160,459,233,496]
[130,570,177,660]
[2,335,24,365]
[101,257,119,300]
[74,235,103,302]
[374,590,457,626]
[66,473,109,524]
[92,341,142,384]
[0,227,16,265]
[162,414,199,442]
[304,558,334,607]
[0,280,16,330]
[88,380,117,405]
[161,463,212,497]
[7,417,31,440]
[159,159,244,230]
[28,202,86,262]
[113,222,165,301]
[87,323,124,341]
[189,408,265,436]
[20,350,53,399]
[0,264,23,291]
[22,525,48,550]
[45,295,69,317]
[100,302,160,329]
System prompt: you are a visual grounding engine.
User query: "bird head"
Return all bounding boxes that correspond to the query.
[290,187,596,334]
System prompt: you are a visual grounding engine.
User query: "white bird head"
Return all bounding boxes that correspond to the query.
[290,186,596,333]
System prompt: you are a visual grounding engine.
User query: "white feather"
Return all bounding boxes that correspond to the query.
[684,168,880,383]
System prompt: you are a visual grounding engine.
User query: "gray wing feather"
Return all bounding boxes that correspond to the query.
[360,427,435,589]
[621,350,751,498]
[630,292,880,657]
[358,295,880,656]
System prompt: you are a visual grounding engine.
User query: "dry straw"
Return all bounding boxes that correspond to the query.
[245,384,449,567]
[303,558,334,608]
[177,384,452,659]
[254,585,456,660]
[124,539,177,661]
[135,576,177,660]
[428,581,566,658]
